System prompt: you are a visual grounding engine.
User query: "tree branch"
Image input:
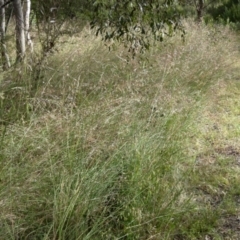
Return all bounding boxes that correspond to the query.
[1,0,13,9]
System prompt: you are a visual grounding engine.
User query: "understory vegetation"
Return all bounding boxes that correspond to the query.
[1,21,240,239]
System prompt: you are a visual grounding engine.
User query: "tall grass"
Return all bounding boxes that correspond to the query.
[0,21,239,239]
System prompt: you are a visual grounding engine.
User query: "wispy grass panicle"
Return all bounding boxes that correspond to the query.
[1,20,240,239]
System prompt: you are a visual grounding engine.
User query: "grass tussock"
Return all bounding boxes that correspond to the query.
[0,21,240,239]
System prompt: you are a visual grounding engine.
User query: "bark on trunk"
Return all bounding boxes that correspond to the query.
[196,0,204,23]
[13,0,26,62]
[0,0,11,69]
[23,0,33,52]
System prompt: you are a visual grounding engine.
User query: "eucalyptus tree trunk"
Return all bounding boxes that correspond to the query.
[0,0,11,69]
[23,0,33,52]
[13,0,26,62]
[196,0,204,23]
